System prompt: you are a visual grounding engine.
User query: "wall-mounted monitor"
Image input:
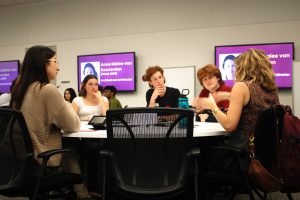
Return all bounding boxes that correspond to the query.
[215,42,294,88]
[77,52,136,92]
[0,60,19,93]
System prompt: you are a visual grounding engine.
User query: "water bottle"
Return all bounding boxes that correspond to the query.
[178,89,189,128]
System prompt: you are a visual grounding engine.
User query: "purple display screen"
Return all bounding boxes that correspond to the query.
[77,52,136,92]
[0,60,19,93]
[215,43,294,88]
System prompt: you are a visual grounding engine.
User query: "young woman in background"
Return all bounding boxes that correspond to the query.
[142,65,180,108]
[64,87,77,103]
[72,74,109,120]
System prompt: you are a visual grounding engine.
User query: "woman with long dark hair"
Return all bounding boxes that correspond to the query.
[10,45,92,199]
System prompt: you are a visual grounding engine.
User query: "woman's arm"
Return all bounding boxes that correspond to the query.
[93,91,109,115]
[71,100,79,114]
[43,84,80,132]
[201,82,250,132]
[211,91,231,103]
[148,88,161,107]
[194,97,207,112]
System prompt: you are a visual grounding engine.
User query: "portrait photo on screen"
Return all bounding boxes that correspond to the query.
[0,60,19,93]
[215,42,294,88]
[219,54,240,81]
[81,62,101,82]
[77,52,136,92]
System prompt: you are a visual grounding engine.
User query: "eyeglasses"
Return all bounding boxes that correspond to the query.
[48,59,59,65]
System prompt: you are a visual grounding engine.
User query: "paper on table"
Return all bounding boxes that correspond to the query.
[194,122,225,131]
[80,121,95,132]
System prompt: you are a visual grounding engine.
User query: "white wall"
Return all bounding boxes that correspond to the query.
[293,61,300,117]
[0,0,299,107]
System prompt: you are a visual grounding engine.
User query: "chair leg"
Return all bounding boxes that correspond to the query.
[229,193,237,200]
[237,158,255,200]
[286,193,294,200]
[194,159,199,200]
[253,189,267,200]
[32,160,48,200]
[102,158,107,200]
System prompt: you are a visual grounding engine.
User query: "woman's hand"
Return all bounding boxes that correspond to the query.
[201,93,217,110]
[193,97,203,112]
[211,91,230,103]
[92,91,103,100]
[149,84,164,107]
[153,85,164,98]
[93,91,109,115]
[194,96,217,112]
[198,113,209,122]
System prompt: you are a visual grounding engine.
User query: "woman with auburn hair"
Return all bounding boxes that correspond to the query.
[142,65,180,108]
[199,49,279,174]
[194,64,231,119]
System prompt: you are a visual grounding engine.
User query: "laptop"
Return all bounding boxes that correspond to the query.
[88,115,106,130]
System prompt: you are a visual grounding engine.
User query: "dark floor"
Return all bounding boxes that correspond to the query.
[1,192,300,200]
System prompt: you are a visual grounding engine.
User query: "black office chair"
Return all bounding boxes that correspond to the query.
[198,106,295,200]
[0,107,83,200]
[198,144,256,200]
[100,107,200,200]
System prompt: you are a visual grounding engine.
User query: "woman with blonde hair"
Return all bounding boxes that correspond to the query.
[200,49,279,173]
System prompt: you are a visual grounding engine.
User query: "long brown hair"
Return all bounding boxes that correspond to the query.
[79,74,98,97]
[235,48,277,91]
[10,45,56,109]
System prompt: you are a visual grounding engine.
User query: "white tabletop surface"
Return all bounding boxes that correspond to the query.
[62,121,228,138]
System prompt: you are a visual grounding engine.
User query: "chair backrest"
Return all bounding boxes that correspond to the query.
[0,107,34,190]
[105,107,195,194]
[253,105,285,171]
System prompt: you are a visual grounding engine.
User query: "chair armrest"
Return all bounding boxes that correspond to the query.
[211,145,246,156]
[187,147,201,158]
[32,148,76,199]
[99,149,114,158]
[37,148,72,159]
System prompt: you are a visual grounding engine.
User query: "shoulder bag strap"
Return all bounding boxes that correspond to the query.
[248,131,255,158]
[273,105,283,183]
